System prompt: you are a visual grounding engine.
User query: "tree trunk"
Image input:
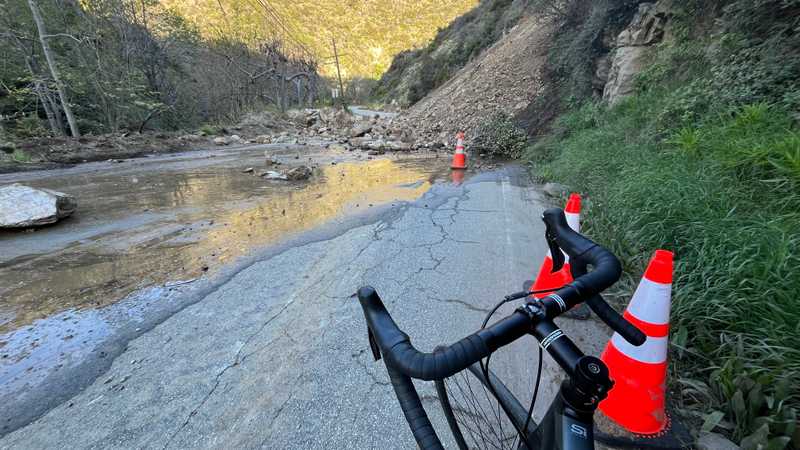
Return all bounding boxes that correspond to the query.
[3,15,65,136]
[332,37,346,107]
[27,0,81,137]
[34,82,61,134]
[294,78,302,107]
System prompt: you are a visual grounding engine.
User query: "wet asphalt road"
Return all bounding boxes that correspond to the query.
[1,162,610,449]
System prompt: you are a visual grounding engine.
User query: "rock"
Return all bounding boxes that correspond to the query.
[616,2,669,47]
[230,135,242,142]
[285,166,313,181]
[603,46,649,105]
[306,110,321,125]
[348,137,370,148]
[213,136,229,146]
[327,143,348,152]
[331,109,354,129]
[696,433,739,450]
[365,140,387,151]
[386,141,412,151]
[242,167,254,173]
[543,182,570,198]
[260,171,287,180]
[367,150,384,156]
[603,1,670,105]
[272,134,298,145]
[254,135,272,144]
[0,184,77,228]
[593,54,612,91]
[350,123,373,138]
[178,134,203,142]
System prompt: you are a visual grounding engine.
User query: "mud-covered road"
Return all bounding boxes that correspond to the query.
[0,144,612,448]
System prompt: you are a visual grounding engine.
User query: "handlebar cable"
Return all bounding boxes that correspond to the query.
[476,285,563,450]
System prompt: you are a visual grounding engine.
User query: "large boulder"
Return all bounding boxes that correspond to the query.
[260,170,287,180]
[350,123,373,138]
[285,166,313,181]
[0,184,77,228]
[603,46,650,104]
[603,1,670,105]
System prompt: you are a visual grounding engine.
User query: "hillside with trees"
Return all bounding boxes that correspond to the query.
[0,0,477,144]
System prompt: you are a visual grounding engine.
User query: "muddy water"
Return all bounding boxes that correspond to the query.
[0,151,450,334]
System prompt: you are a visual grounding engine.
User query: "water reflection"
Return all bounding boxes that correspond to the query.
[0,158,447,334]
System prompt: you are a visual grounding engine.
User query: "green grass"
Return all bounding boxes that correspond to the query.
[527,91,800,445]
[198,124,222,136]
[11,149,32,163]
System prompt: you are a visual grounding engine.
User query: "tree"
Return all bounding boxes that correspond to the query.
[26,0,80,137]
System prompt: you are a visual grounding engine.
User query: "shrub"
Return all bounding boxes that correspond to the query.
[13,115,47,139]
[11,149,32,163]
[198,124,222,136]
[472,113,529,158]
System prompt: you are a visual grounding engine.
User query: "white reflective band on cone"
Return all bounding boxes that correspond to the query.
[565,212,580,233]
[611,333,668,364]
[627,278,671,325]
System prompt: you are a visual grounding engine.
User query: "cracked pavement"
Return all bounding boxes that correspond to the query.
[1,166,611,449]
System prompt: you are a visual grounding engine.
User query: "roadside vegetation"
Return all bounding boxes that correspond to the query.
[525,0,799,446]
[471,113,529,159]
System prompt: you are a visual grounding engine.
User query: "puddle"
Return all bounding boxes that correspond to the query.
[0,156,450,334]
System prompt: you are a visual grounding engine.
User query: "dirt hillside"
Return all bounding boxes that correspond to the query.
[395,16,553,147]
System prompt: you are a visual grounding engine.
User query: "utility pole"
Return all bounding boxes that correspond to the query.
[331,37,346,107]
[27,0,81,137]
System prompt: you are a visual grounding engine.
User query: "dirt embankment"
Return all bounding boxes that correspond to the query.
[393,16,553,147]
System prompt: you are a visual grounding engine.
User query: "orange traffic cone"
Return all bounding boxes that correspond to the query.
[451,131,466,170]
[530,193,581,298]
[599,250,674,435]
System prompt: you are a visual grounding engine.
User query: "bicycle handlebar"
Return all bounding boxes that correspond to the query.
[358,209,644,376]
[356,208,646,450]
[359,286,533,380]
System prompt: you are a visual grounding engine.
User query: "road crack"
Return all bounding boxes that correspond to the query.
[161,298,295,449]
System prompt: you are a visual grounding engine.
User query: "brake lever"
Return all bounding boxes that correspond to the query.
[544,220,565,272]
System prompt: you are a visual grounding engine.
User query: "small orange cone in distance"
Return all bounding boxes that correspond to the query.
[599,250,674,435]
[451,131,467,170]
[530,193,581,298]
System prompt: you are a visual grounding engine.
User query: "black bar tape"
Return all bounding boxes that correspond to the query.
[386,332,491,381]
[386,364,444,450]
